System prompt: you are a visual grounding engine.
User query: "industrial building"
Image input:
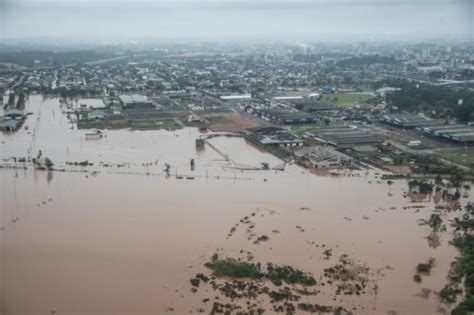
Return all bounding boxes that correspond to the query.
[380,114,474,144]
[379,113,435,128]
[1,109,26,132]
[219,94,252,101]
[281,99,337,112]
[419,124,474,144]
[3,119,22,131]
[244,127,303,161]
[256,109,321,125]
[245,127,303,147]
[305,126,384,148]
[294,146,352,168]
[119,94,155,110]
[273,96,303,101]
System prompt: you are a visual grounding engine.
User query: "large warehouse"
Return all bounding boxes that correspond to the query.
[379,113,436,128]
[305,126,384,148]
[119,94,155,110]
[256,109,321,125]
[420,124,474,144]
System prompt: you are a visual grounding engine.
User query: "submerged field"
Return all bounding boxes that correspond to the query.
[0,96,473,314]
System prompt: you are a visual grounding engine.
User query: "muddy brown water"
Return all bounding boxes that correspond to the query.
[1,96,472,315]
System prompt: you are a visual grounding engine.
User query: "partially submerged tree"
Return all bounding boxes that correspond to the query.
[44,157,54,170]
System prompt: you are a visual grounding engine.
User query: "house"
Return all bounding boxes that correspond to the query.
[4,119,22,131]
[87,109,106,120]
[187,114,202,123]
[4,109,25,120]
[2,109,26,131]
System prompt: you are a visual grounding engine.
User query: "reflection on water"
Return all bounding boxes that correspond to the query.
[46,170,53,184]
[1,96,473,315]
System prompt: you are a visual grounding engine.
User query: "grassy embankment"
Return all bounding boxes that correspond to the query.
[435,148,474,168]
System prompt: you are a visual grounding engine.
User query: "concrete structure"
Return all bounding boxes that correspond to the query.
[395,119,474,145]
[256,109,321,125]
[376,87,401,96]
[119,94,155,110]
[220,94,252,100]
[294,146,352,168]
[293,101,336,112]
[421,124,474,144]
[379,113,434,128]
[305,126,384,148]
[87,109,106,120]
[187,114,202,122]
[246,127,303,147]
[3,119,22,131]
[274,96,303,101]
[2,109,26,131]
[4,109,25,120]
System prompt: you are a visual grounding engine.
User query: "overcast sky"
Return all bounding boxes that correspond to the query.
[1,0,473,42]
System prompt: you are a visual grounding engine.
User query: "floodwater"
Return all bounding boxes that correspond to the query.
[1,96,472,315]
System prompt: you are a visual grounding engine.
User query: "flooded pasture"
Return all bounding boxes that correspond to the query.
[1,96,472,314]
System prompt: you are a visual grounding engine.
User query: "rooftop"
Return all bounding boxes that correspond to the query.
[306,126,384,147]
[258,109,320,121]
[119,94,150,104]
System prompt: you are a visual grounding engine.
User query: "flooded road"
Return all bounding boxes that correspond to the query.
[1,96,472,314]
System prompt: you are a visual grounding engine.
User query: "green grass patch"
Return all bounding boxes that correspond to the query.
[393,152,416,165]
[207,116,234,125]
[291,124,317,135]
[435,148,474,168]
[323,93,372,107]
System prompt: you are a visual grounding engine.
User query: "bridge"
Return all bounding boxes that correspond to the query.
[199,132,242,162]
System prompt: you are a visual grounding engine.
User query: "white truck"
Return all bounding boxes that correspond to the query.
[407,140,421,147]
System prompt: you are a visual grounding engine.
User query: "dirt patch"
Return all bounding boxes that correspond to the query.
[207,113,262,132]
[386,165,412,174]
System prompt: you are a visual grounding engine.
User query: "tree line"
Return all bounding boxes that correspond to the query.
[374,79,474,122]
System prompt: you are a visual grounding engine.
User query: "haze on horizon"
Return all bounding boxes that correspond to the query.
[1,0,473,42]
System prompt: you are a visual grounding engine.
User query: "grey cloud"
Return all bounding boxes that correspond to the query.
[1,0,472,41]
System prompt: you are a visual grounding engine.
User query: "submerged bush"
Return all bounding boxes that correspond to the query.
[417,258,435,274]
[266,263,317,286]
[448,234,474,312]
[205,257,316,286]
[452,295,474,315]
[414,274,422,283]
[205,258,264,279]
